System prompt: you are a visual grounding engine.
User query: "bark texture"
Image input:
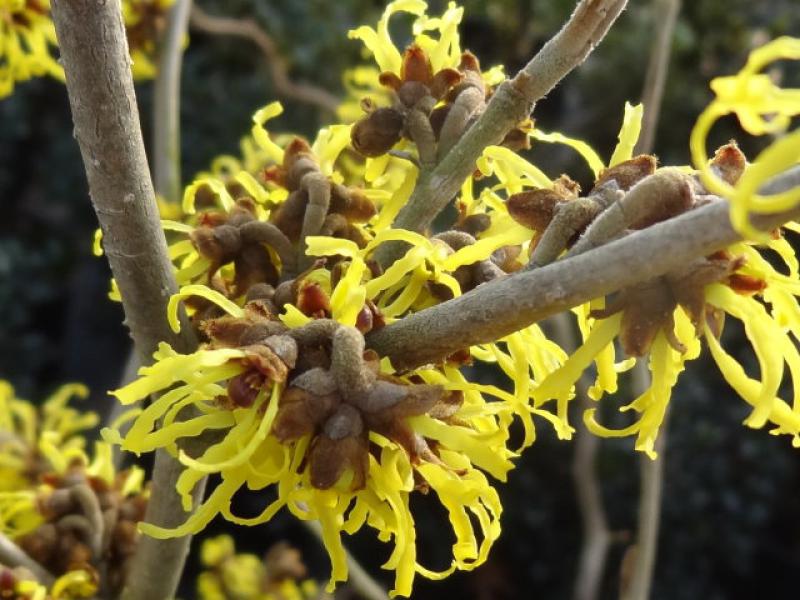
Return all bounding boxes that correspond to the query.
[50,3,201,599]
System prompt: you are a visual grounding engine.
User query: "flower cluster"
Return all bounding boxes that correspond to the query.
[100,0,800,597]
[197,535,321,600]
[0,0,63,98]
[691,36,800,239]
[0,0,176,100]
[0,382,148,597]
[122,0,176,80]
[0,565,97,600]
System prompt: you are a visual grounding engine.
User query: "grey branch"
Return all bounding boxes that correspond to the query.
[375,0,628,266]
[572,384,612,600]
[49,2,201,599]
[0,533,54,585]
[635,0,682,156]
[367,168,800,370]
[548,312,611,600]
[153,0,193,203]
[620,365,667,600]
[189,5,340,114]
[624,2,680,597]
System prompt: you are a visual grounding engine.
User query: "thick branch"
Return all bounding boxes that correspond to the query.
[367,171,800,370]
[50,0,193,361]
[376,0,628,266]
[189,5,339,114]
[0,533,54,585]
[153,0,193,203]
[49,3,200,599]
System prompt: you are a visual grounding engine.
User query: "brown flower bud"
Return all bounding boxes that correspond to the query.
[456,212,491,236]
[297,282,331,318]
[710,141,746,185]
[242,345,290,383]
[351,108,404,157]
[329,185,377,223]
[272,387,335,442]
[626,168,694,229]
[323,404,364,440]
[308,433,368,490]
[355,304,374,334]
[227,370,266,408]
[506,188,566,231]
[400,44,432,84]
[728,273,767,295]
[593,154,657,191]
[429,67,464,100]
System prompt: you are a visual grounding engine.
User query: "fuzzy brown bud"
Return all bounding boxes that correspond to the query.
[506,189,566,231]
[593,155,657,191]
[710,141,746,185]
[351,108,404,157]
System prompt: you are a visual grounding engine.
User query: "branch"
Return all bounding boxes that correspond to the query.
[551,312,611,600]
[620,365,667,600]
[0,533,54,585]
[189,5,340,114]
[367,167,800,370]
[635,0,682,156]
[622,2,680,596]
[375,0,628,266]
[49,3,202,599]
[546,312,611,600]
[153,0,193,203]
[572,385,611,600]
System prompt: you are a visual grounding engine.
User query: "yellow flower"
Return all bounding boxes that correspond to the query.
[108,298,514,596]
[0,383,146,593]
[349,0,464,77]
[531,237,800,457]
[0,565,98,600]
[198,535,318,600]
[0,0,64,98]
[0,381,97,491]
[690,37,800,239]
[122,0,178,80]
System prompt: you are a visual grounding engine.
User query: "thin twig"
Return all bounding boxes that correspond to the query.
[49,3,202,599]
[302,521,390,600]
[375,0,629,266]
[189,5,339,114]
[548,313,611,600]
[635,0,682,156]
[153,0,193,203]
[619,363,667,600]
[0,533,54,585]
[623,1,681,597]
[367,166,800,370]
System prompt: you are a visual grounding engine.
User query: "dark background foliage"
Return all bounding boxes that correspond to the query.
[1,1,799,598]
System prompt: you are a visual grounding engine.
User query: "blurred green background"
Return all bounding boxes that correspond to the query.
[1,1,799,598]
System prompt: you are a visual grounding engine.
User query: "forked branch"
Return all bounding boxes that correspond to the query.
[189,5,340,114]
[376,0,629,266]
[367,168,800,370]
[49,2,200,599]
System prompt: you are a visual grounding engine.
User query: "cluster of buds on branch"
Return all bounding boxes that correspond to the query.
[351,44,529,168]
[0,0,174,98]
[0,383,148,598]
[6,0,800,598]
[94,3,800,595]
